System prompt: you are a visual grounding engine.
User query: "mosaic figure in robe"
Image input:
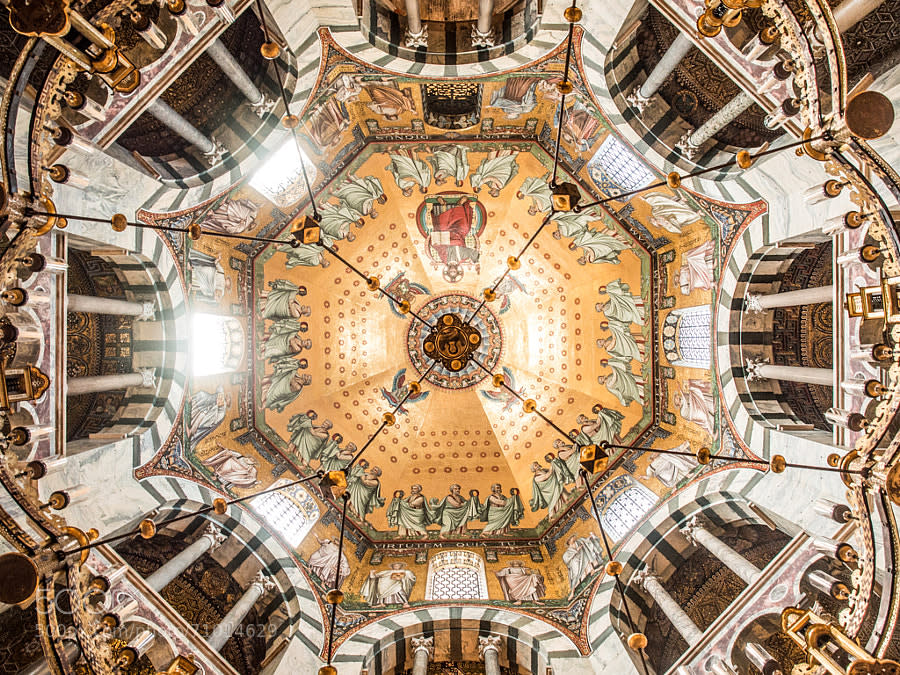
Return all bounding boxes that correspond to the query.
[334,174,386,219]
[597,356,644,407]
[307,535,350,588]
[563,533,604,596]
[495,560,545,605]
[596,280,644,325]
[347,464,385,522]
[189,385,230,451]
[470,149,519,197]
[387,150,432,196]
[428,146,469,187]
[430,485,481,535]
[263,319,311,361]
[361,562,416,608]
[387,484,432,536]
[260,280,310,320]
[286,411,331,467]
[529,461,571,517]
[479,484,524,534]
[516,174,552,215]
[263,356,311,412]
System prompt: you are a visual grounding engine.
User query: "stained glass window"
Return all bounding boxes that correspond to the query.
[251,480,319,547]
[588,135,654,197]
[425,550,488,600]
[602,485,657,541]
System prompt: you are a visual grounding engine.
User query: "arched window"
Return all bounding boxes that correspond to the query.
[425,550,488,600]
[663,305,711,368]
[588,135,654,197]
[190,313,244,377]
[602,485,657,541]
[251,480,319,547]
[249,137,317,208]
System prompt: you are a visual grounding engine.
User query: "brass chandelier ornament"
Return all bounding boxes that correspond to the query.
[423,313,482,372]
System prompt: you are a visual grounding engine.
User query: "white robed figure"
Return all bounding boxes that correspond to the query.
[263,319,310,360]
[263,356,311,412]
[470,151,519,197]
[563,533,604,595]
[202,441,258,489]
[189,385,229,450]
[361,563,416,607]
[516,175,552,215]
[386,485,432,536]
[347,465,385,521]
[203,198,259,234]
[317,201,361,242]
[387,150,431,196]
[676,240,715,294]
[597,318,643,361]
[495,561,545,604]
[428,146,469,186]
[551,209,598,239]
[596,280,644,325]
[188,249,227,303]
[642,192,701,233]
[675,379,716,435]
[597,356,643,407]
[489,76,540,118]
[283,242,328,269]
[260,280,309,320]
[573,227,629,265]
[575,407,625,447]
[643,441,696,487]
[286,411,329,466]
[430,485,481,535]
[479,484,524,534]
[529,462,570,517]
[553,439,586,485]
[307,535,350,588]
[334,175,386,218]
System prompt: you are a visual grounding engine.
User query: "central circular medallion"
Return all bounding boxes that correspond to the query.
[407,293,502,390]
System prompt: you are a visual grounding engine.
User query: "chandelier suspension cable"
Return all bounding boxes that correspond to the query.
[550,0,580,188]
[574,133,830,213]
[322,492,351,673]
[581,467,651,675]
[61,471,325,557]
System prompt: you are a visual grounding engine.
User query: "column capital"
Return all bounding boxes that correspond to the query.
[744,357,768,382]
[137,301,157,321]
[200,523,227,552]
[139,369,156,388]
[250,95,277,118]
[471,25,496,48]
[631,567,658,590]
[202,136,228,166]
[679,515,703,546]
[744,292,765,313]
[626,89,653,114]
[411,635,434,657]
[675,130,699,159]
[251,570,276,593]
[404,27,428,48]
[478,634,502,658]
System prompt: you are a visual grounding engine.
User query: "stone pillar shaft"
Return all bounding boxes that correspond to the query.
[746,362,834,386]
[146,527,224,592]
[477,0,495,33]
[207,572,274,651]
[684,91,754,150]
[405,0,422,34]
[832,0,886,31]
[640,33,693,99]
[147,99,214,154]
[207,39,264,105]
[68,294,154,319]
[634,570,703,644]
[682,520,761,584]
[746,285,834,310]
[67,370,154,396]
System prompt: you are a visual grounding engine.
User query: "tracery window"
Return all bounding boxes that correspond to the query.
[190,313,244,376]
[602,485,657,541]
[663,305,712,368]
[251,480,319,547]
[249,137,317,208]
[425,550,488,600]
[588,135,654,196]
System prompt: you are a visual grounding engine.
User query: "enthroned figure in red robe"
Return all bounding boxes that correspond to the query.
[429,197,480,270]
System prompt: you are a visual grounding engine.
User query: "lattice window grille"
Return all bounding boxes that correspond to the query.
[425,550,488,600]
[251,481,319,547]
[602,485,657,541]
[589,135,654,196]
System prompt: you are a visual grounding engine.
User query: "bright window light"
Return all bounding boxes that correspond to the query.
[249,136,318,207]
[251,480,320,547]
[589,135,654,196]
[602,485,657,541]
[191,313,244,377]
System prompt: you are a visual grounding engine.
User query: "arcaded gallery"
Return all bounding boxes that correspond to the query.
[0,0,898,672]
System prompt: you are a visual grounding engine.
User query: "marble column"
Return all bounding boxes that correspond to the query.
[676,91,754,159]
[68,294,156,320]
[633,569,703,644]
[404,0,427,48]
[478,635,502,675]
[146,99,226,166]
[411,636,434,675]
[206,40,275,117]
[744,360,834,387]
[680,517,761,584]
[20,640,81,675]
[472,0,496,47]
[67,369,155,396]
[832,0,886,31]
[627,33,693,113]
[146,524,226,592]
[745,285,833,312]
[207,571,276,651]
[745,642,783,674]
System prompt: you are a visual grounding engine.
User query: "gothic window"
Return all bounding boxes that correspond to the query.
[425,550,489,600]
[251,480,319,547]
[602,485,657,541]
[588,135,654,196]
[663,305,712,368]
[190,314,244,377]
[249,138,317,208]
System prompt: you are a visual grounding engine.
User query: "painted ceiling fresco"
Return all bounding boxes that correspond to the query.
[136,28,767,649]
